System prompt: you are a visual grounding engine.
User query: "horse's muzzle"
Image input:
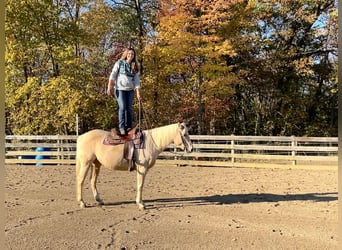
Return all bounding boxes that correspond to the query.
[184,141,193,153]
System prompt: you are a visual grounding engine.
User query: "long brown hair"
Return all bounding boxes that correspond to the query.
[120,47,139,73]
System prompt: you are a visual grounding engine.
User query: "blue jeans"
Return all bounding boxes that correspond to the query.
[115,89,134,131]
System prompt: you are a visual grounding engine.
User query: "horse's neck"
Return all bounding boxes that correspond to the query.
[146,123,178,153]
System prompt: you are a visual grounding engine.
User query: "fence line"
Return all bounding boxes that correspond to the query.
[5,135,338,169]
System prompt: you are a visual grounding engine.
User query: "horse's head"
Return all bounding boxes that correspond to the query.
[174,122,193,153]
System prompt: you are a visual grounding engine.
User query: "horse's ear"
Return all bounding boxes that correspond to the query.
[175,115,183,124]
[184,117,194,126]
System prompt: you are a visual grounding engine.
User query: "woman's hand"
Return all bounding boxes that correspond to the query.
[136,90,142,102]
[107,80,114,97]
[107,87,113,97]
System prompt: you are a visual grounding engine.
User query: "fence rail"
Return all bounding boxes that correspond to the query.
[5,135,338,169]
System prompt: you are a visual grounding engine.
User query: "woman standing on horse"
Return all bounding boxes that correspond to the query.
[107,47,142,136]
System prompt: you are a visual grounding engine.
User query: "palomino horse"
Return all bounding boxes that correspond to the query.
[76,122,193,210]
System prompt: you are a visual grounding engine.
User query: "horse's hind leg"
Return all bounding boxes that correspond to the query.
[90,160,104,206]
[76,157,90,208]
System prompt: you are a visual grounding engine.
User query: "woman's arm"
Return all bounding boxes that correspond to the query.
[107,62,120,96]
[107,79,115,97]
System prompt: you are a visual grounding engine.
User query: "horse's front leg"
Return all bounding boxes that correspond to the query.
[136,165,148,210]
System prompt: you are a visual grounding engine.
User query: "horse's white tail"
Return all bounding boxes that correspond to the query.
[75,155,81,176]
[75,152,81,202]
[75,136,83,178]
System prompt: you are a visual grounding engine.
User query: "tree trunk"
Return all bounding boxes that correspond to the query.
[197,72,204,135]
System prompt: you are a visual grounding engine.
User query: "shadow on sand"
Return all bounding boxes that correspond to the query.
[101,192,337,209]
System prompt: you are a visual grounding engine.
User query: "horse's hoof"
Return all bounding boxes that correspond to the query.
[137,203,145,210]
[95,194,104,206]
[79,202,86,208]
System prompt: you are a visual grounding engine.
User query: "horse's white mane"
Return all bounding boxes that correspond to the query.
[145,123,179,152]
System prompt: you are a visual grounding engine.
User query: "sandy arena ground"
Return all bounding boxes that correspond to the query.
[5,164,338,250]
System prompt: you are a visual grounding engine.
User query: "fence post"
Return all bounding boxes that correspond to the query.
[291,136,297,165]
[57,135,62,166]
[231,135,235,163]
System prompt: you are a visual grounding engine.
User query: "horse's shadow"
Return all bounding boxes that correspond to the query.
[101,192,337,209]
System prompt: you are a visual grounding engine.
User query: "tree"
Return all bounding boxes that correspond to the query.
[5,0,116,134]
[220,0,338,135]
[5,0,337,136]
[152,0,244,134]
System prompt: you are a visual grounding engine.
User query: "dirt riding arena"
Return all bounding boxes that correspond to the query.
[5,164,338,250]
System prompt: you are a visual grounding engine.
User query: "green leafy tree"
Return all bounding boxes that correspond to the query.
[5,0,116,134]
[220,0,337,136]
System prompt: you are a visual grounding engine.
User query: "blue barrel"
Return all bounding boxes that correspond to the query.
[35,147,51,166]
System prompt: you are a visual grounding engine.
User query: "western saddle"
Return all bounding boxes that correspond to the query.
[103,125,144,171]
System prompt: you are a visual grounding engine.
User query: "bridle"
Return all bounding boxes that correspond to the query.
[178,125,192,153]
[137,100,192,154]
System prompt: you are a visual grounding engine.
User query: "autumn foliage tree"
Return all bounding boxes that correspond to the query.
[145,0,244,134]
[144,0,337,136]
[5,0,337,136]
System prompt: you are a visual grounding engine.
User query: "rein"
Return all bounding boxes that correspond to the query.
[137,101,191,157]
[138,100,152,131]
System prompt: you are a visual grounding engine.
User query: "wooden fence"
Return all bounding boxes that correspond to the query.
[5,135,338,169]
